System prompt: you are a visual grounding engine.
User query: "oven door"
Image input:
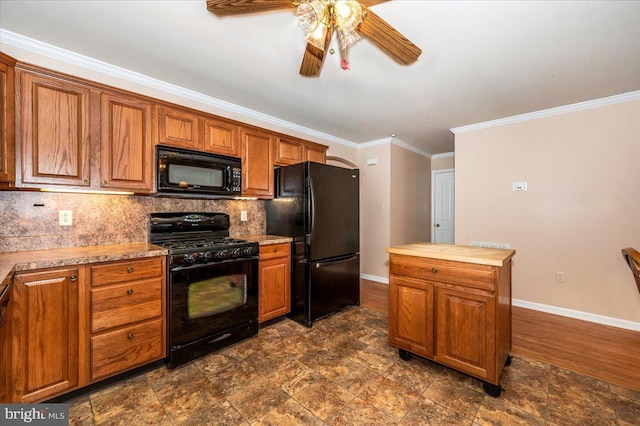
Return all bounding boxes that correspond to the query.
[169,257,258,349]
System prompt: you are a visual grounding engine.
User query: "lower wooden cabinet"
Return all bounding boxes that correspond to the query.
[88,257,165,382]
[258,243,291,323]
[388,249,513,393]
[8,267,81,403]
[4,256,166,403]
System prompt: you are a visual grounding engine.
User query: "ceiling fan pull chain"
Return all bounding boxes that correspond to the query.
[341,47,350,70]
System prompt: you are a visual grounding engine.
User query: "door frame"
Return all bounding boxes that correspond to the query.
[431,169,455,243]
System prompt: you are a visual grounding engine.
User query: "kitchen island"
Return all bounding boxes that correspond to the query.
[386,243,515,397]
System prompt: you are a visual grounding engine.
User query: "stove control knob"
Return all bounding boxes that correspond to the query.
[231,248,242,258]
[243,247,256,256]
[216,249,229,259]
[201,251,212,262]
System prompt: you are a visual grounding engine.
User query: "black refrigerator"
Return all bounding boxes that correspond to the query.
[266,162,360,327]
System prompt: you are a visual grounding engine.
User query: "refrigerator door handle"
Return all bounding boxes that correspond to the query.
[308,176,316,243]
[314,255,358,268]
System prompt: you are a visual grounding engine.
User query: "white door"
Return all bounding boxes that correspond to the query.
[432,170,454,244]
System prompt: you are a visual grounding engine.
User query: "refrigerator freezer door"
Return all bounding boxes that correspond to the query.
[307,163,359,261]
[308,254,360,324]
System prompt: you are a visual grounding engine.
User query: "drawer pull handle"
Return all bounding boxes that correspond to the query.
[127,333,133,340]
[70,275,77,282]
[127,267,134,273]
[431,267,438,273]
[273,248,278,252]
[127,288,134,295]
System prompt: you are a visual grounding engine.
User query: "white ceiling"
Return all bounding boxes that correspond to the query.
[1,0,640,156]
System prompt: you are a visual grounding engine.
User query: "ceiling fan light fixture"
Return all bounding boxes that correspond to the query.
[297,0,329,50]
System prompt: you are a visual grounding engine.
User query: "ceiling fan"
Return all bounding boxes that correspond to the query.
[206,0,422,77]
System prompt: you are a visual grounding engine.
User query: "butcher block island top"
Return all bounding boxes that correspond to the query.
[386,243,515,266]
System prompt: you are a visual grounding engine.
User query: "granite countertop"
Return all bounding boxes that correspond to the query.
[0,242,168,285]
[240,235,293,245]
[386,243,515,267]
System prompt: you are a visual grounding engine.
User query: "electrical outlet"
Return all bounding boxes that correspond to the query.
[555,271,565,283]
[59,210,73,226]
[240,211,248,222]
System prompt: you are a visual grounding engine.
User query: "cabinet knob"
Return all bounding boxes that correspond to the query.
[70,274,77,282]
[83,178,89,184]
[127,288,134,295]
[431,267,438,273]
[127,267,134,273]
[273,248,278,253]
[102,180,109,186]
[127,333,133,340]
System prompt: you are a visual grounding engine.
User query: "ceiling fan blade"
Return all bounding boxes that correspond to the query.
[358,6,422,65]
[206,0,294,16]
[358,0,389,7]
[299,25,334,77]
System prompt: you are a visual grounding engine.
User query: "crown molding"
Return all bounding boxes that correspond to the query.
[357,136,432,158]
[450,90,640,135]
[0,28,358,149]
[431,151,454,159]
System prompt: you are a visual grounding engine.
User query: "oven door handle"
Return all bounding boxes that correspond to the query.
[171,256,259,271]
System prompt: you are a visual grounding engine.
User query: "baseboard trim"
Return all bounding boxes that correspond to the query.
[513,299,640,332]
[360,274,389,284]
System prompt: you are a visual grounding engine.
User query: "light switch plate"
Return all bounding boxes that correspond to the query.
[240,211,248,222]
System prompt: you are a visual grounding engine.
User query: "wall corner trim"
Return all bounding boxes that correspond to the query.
[512,299,640,332]
[450,90,640,135]
[360,273,389,284]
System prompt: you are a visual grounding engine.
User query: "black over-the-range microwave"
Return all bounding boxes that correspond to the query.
[156,145,242,197]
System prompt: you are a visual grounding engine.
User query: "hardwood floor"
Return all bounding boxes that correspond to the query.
[360,278,640,392]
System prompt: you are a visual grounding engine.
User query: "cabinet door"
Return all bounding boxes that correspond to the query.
[19,71,91,187]
[304,143,326,164]
[100,92,153,192]
[156,105,201,150]
[10,268,80,403]
[0,53,16,185]
[389,275,434,358]
[435,286,496,382]
[258,243,291,323]
[203,117,240,157]
[241,128,274,198]
[274,137,303,166]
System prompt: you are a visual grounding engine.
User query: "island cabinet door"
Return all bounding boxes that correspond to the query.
[388,275,434,358]
[435,286,497,382]
[9,268,81,403]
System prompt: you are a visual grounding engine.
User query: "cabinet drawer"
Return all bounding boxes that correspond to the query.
[90,257,163,287]
[259,243,291,261]
[90,319,163,381]
[90,278,163,333]
[389,255,496,291]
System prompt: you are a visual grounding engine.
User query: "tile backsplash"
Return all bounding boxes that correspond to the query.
[0,192,266,253]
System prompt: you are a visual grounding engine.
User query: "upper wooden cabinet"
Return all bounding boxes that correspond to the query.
[304,142,327,164]
[241,127,274,198]
[203,117,240,157]
[18,71,92,188]
[156,105,201,150]
[155,105,240,158]
[274,136,327,166]
[100,92,153,192]
[0,52,16,186]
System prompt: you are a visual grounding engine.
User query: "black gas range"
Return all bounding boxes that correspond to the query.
[150,212,259,368]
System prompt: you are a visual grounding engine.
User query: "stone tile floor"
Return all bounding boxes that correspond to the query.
[69,307,640,425]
